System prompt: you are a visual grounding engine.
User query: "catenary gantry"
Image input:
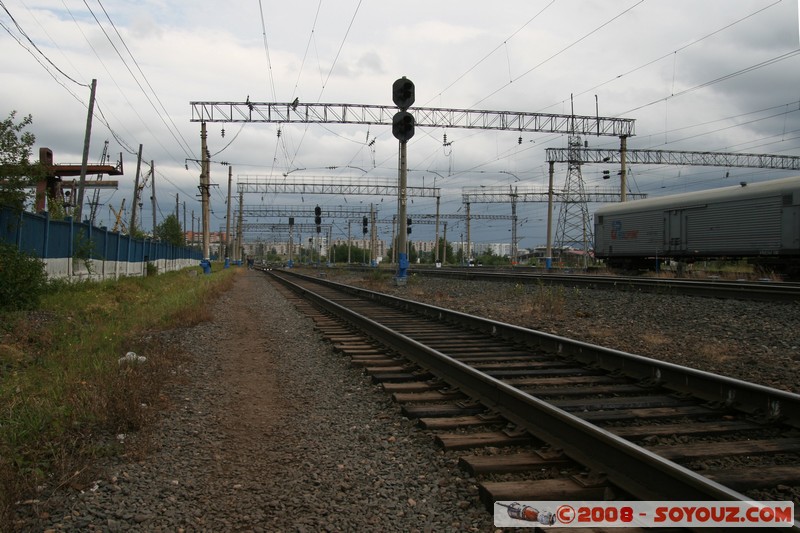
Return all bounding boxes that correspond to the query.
[236,175,440,198]
[190,102,635,137]
[545,147,800,169]
[191,100,636,266]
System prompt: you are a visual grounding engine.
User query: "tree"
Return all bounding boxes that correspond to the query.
[154,214,184,246]
[384,242,418,264]
[0,111,43,210]
[330,244,369,264]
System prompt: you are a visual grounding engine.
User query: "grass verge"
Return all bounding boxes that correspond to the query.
[0,263,238,528]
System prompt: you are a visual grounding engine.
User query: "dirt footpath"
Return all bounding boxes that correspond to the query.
[17,270,493,532]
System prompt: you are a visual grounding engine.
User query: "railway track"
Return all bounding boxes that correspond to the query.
[264,268,800,529]
[407,267,800,302]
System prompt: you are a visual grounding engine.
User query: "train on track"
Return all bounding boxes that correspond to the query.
[593,175,800,277]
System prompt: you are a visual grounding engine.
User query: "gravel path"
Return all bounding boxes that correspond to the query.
[13,269,800,531]
[14,270,493,532]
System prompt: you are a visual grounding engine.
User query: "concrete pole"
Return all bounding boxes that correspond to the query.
[225,165,232,266]
[75,79,97,223]
[442,221,448,264]
[150,161,156,234]
[545,161,555,270]
[372,205,378,266]
[130,144,143,234]
[288,218,294,267]
[236,192,244,263]
[511,187,518,265]
[396,140,409,282]
[391,215,397,265]
[200,122,211,262]
[620,135,628,202]
[434,193,441,264]
[465,202,471,264]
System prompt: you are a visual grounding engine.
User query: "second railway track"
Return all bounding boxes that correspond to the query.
[265,268,800,530]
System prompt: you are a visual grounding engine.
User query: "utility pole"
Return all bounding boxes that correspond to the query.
[75,78,97,223]
[130,144,143,234]
[442,222,448,264]
[370,204,376,266]
[288,217,294,267]
[465,202,471,264]
[150,160,156,235]
[434,192,441,265]
[199,122,211,272]
[620,135,628,202]
[546,161,555,270]
[237,191,243,263]
[510,186,518,266]
[225,165,232,267]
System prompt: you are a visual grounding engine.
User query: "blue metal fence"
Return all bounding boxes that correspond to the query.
[0,207,203,264]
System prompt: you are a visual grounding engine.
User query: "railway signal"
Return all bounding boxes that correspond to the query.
[362,216,368,236]
[392,77,415,110]
[392,111,415,142]
[392,77,415,285]
[314,205,322,233]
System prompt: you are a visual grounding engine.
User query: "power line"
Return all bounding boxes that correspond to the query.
[95,0,195,159]
[620,48,800,117]
[424,0,558,107]
[537,0,784,115]
[0,0,87,86]
[82,0,196,165]
[471,0,645,108]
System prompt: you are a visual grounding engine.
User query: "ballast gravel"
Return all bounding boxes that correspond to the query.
[15,271,493,532]
[13,269,800,531]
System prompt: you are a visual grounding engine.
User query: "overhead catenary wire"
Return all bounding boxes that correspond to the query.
[0,0,87,86]
[81,0,197,164]
[95,0,196,160]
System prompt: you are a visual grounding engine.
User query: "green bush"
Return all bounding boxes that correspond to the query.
[0,242,48,311]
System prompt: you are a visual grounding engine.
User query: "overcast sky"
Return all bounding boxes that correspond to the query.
[3,0,800,250]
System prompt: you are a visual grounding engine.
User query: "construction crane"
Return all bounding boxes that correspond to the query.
[88,141,111,226]
[110,199,127,233]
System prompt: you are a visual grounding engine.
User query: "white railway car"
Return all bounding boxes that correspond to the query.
[593,176,800,274]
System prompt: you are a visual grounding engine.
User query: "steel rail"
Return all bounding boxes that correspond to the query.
[268,270,800,526]
[402,267,800,301]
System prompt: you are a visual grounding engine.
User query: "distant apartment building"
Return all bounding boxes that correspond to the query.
[239,238,387,260]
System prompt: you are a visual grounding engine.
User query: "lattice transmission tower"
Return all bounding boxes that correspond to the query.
[554,134,593,266]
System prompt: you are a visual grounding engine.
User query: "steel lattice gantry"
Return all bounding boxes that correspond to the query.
[237,204,373,217]
[461,187,646,203]
[545,147,800,170]
[236,176,439,198]
[241,223,332,232]
[244,223,334,264]
[190,101,636,267]
[372,213,515,265]
[190,102,635,137]
[460,184,648,264]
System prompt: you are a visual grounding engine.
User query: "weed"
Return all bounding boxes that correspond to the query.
[533,283,566,318]
[0,265,236,528]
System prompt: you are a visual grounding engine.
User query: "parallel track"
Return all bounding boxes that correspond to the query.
[266,269,800,530]
[345,265,800,301]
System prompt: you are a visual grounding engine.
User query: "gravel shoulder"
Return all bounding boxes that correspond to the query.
[15,270,493,532]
